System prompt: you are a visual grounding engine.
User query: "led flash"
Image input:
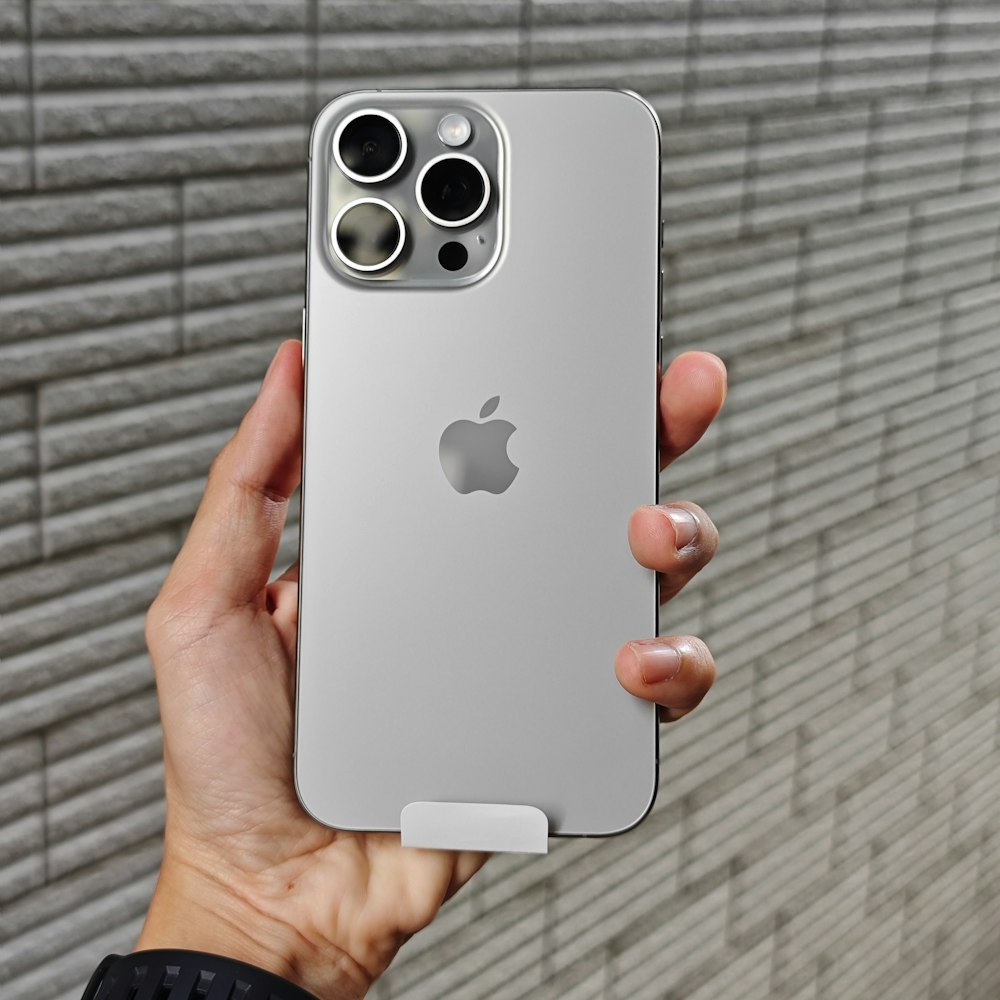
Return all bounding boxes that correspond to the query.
[437,113,473,147]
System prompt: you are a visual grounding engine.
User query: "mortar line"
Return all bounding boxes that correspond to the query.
[308,0,319,121]
[738,113,761,239]
[32,383,46,557]
[518,0,533,86]
[959,86,980,189]
[679,0,702,122]
[25,0,37,190]
[859,99,881,211]
[40,727,51,883]
[175,180,185,354]
[927,0,950,93]
[817,0,837,105]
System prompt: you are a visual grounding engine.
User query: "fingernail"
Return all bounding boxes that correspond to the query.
[629,639,682,685]
[663,507,698,550]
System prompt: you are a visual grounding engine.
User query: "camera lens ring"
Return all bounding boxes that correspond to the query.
[415,153,491,229]
[330,197,406,272]
[333,108,408,184]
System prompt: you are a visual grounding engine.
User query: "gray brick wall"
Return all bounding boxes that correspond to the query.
[1,2,999,998]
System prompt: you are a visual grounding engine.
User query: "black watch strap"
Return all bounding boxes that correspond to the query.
[82,949,321,1000]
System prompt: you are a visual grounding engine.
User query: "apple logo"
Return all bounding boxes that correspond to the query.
[439,395,519,494]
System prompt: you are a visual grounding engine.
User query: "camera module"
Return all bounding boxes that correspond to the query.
[331,198,406,272]
[416,154,490,228]
[334,109,407,183]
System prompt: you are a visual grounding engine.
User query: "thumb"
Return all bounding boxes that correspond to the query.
[160,340,303,617]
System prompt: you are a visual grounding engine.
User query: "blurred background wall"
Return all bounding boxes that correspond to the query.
[2,2,1000,998]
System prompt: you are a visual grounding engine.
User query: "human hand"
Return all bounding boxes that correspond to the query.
[615,350,726,722]
[136,341,726,999]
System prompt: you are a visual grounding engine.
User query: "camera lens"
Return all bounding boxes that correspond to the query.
[331,198,406,272]
[416,154,490,228]
[334,110,407,183]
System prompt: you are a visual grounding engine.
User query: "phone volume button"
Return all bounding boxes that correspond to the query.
[657,270,664,368]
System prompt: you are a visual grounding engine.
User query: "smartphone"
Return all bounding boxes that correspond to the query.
[295,89,662,839]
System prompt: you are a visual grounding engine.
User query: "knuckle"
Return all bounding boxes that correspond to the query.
[144,593,171,650]
[207,448,228,483]
[145,576,218,658]
[698,513,720,554]
[207,436,236,482]
[683,504,718,554]
[684,636,717,685]
[700,654,718,690]
[681,633,713,662]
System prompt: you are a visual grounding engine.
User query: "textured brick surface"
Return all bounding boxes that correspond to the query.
[1,2,999,998]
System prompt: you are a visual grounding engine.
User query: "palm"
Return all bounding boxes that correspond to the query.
[151,581,486,984]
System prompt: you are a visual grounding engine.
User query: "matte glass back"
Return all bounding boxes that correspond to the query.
[296,90,661,837]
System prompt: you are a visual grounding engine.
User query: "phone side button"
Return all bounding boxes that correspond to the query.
[658,270,665,368]
[301,307,306,340]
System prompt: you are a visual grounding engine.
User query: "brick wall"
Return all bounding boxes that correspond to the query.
[2,2,999,998]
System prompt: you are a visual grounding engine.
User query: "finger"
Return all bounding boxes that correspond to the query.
[627,501,719,603]
[614,635,716,723]
[264,560,299,639]
[164,340,304,614]
[265,575,299,662]
[272,560,300,585]
[265,561,300,632]
[265,561,299,615]
[445,851,491,902]
[660,351,727,469]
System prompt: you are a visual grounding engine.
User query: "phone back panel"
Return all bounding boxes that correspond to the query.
[296,90,661,836]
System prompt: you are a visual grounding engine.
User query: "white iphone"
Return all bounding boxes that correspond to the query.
[295,89,662,839]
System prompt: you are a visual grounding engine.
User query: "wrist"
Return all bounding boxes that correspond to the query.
[136,851,370,1000]
[85,950,320,1000]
